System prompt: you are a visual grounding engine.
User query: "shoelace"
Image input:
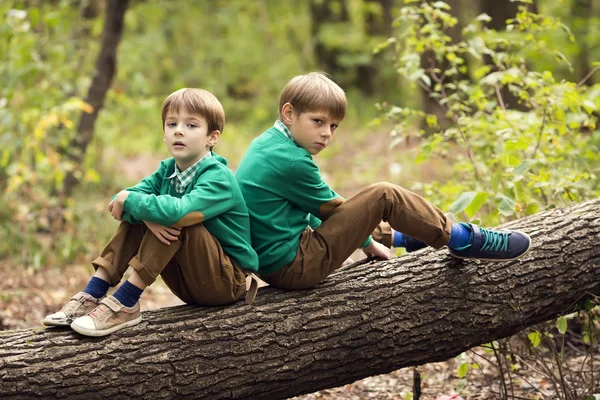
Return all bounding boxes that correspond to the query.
[480,227,509,252]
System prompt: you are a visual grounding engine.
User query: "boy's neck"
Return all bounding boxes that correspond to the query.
[176,151,211,172]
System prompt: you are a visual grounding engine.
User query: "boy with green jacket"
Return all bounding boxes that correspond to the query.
[44,88,258,336]
[235,72,530,290]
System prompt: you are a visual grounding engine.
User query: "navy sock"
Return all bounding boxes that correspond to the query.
[82,276,110,299]
[113,280,144,307]
[392,229,406,247]
[448,223,472,249]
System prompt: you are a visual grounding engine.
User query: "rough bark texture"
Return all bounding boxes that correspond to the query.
[62,0,129,197]
[1,199,600,399]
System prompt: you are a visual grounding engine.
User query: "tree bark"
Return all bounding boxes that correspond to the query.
[1,199,600,399]
[61,0,129,198]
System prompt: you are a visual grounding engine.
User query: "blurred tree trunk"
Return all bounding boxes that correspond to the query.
[2,199,599,399]
[61,0,129,198]
[310,0,350,83]
[479,0,537,111]
[310,0,395,95]
[420,0,464,131]
[573,0,594,86]
[356,0,394,95]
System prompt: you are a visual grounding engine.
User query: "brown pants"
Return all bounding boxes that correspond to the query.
[262,182,452,290]
[92,222,247,306]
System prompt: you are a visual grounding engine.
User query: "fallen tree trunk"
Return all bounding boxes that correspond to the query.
[1,199,599,399]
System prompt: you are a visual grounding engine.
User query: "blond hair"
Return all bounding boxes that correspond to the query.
[161,88,225,133]
[278,72,347,120]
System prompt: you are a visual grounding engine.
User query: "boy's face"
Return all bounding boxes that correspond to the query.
[281,103,341,155]
[163,109,220,171]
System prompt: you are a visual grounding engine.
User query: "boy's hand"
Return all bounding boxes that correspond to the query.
[108,190,130,221]
[363,240,391,260]
[144,220,181,245]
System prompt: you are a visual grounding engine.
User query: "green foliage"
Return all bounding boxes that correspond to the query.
[0,0,395,267]
[0,2,104,266]
[379,0,600,225]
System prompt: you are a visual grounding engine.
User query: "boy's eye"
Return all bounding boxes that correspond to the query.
[313,119,322,124]
[167,122,176,127]
[188,124,197,128]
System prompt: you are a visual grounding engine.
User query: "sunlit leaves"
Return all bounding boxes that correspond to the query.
[380,1,600,225]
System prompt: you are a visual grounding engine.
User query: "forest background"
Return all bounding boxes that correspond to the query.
[1,0,600,399]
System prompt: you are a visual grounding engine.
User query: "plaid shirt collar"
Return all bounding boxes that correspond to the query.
[273,119,293,141]
[167,152,212,194]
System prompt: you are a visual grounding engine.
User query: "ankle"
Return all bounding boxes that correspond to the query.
[448,223,472,250]
[83,276,110,299]
[113,280,144,308]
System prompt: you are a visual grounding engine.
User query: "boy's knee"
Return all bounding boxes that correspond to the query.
[180,223,210,239]
[367,181,397,195]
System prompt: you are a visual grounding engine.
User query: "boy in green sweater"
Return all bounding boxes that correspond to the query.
[235,72,531,290]
[43,88,258,336]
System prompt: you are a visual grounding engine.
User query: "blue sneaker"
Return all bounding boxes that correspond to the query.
[449,223,531,261]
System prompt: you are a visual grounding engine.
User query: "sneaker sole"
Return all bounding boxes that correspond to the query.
[42,318,72,327]
[70,316,142,337]
[449,230,532,262]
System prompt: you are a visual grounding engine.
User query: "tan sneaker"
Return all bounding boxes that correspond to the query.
[70,295,141,337]
[43,292,103,327]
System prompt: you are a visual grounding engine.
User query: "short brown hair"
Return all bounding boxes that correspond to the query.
[161,88,225,133]
[278,72,347,121]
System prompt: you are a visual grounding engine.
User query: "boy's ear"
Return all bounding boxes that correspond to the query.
[207,130,221,147]
[281,102,294,124]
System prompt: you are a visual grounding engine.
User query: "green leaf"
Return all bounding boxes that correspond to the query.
[464,192,489,218]
[432,1,451,10]
[450,191,477,214]
[514,159,535,177]
[476,13,491,22]
[580,298,595,311]
[457,362,469,378]
[556,316,567,334]
[403,392,414,400]
[496,194,516,216]
[528,331,541,347]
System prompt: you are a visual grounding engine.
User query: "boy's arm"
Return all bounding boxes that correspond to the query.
[122,167,234,227]
[286,158,372,248]
[112,161,167,224]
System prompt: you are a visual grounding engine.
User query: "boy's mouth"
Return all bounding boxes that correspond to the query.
[173,141,185,147]
[315,142,325,149]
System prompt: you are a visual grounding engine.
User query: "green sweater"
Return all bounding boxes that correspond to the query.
[235,127,371,274]
[120,154,258,272]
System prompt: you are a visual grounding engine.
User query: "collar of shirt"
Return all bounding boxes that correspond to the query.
[167,152,212,193]
[273,119,293,141]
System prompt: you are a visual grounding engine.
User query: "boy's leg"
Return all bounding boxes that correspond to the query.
[91,222,146,286]
[264,182,452,290]
[43,222,145,327]
[160,224,247,306]
[371,222,393,248]
[71,227,183,336]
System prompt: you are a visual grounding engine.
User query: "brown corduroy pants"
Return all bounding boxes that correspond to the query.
[92,222,247,306]
[262,182,453,290]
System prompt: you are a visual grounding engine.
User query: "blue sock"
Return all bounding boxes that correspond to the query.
[113,280,144,307]
[448,223,472,250]
[83,276,110,299]
[392,229,406,247]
